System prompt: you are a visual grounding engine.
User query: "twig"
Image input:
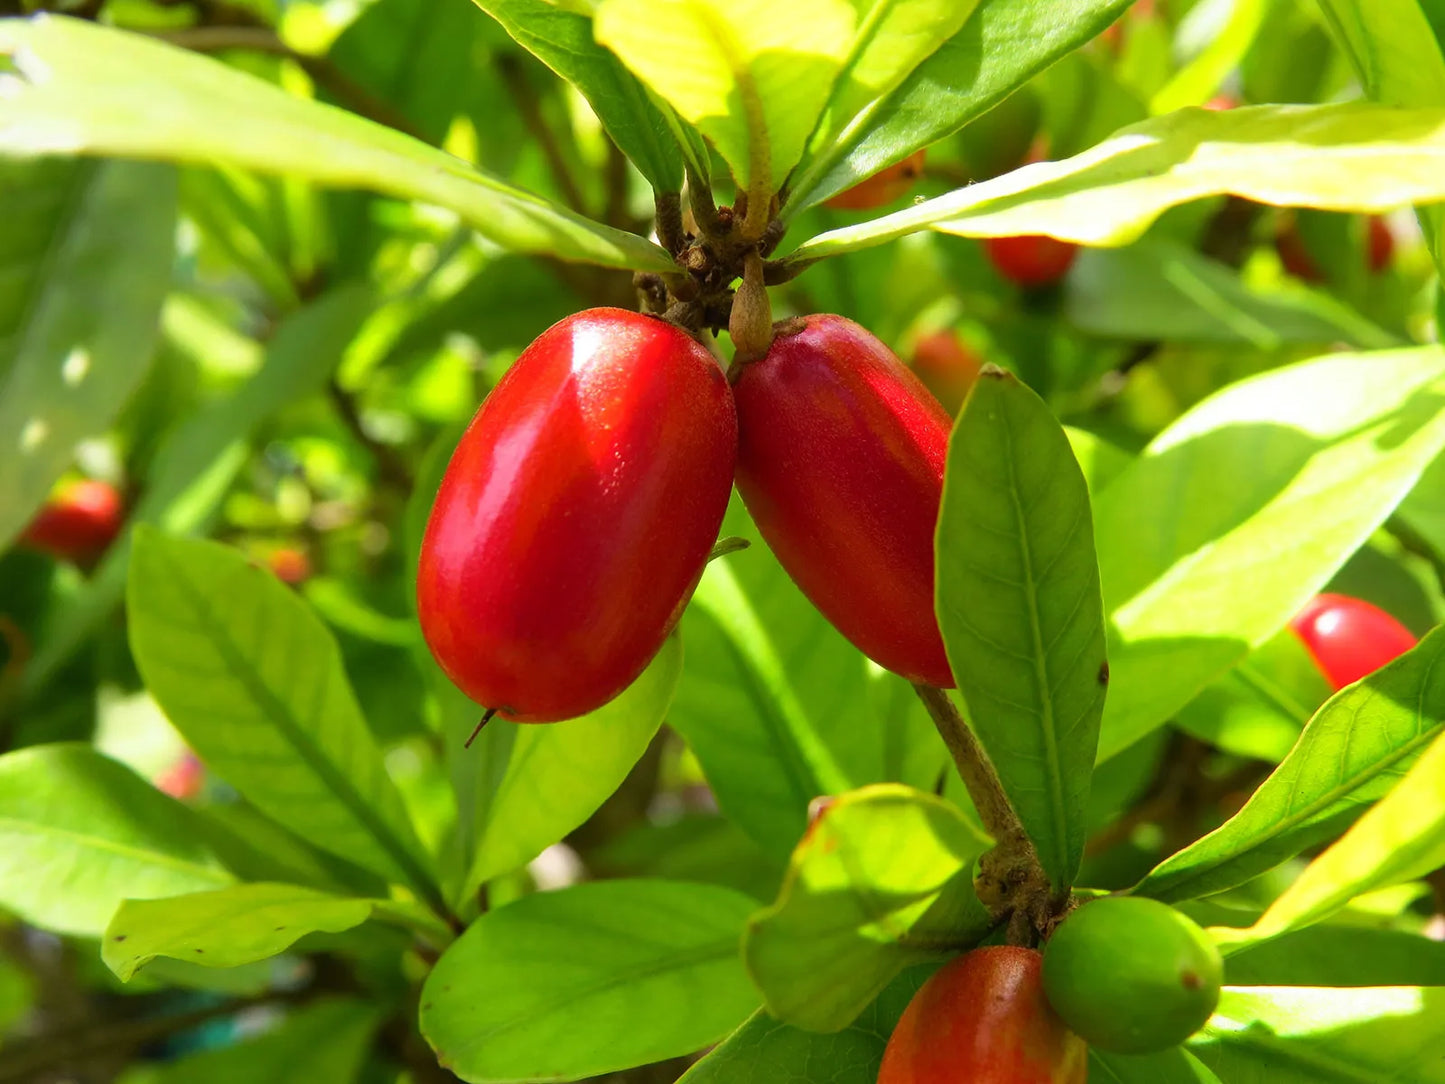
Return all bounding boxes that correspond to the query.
[496,54,589,215]
[328,380,415,492]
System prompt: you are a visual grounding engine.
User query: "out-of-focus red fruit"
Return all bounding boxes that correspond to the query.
[18,479,124,565]
[417,308,737,723]
[1202,94,1238,111]
[825,150,927,211]
[155,752,206,801]
[268,547,312,586]
[1367,216,1394,273]
[732,314,954,688]
[1274,226,1323,282]
[878,947,1089,1084]
[983,235,1080,288]
[910,328,984,414]
[1289,593,1418,691]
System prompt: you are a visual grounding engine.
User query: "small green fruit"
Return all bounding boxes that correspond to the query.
[1042,896,1223,1054]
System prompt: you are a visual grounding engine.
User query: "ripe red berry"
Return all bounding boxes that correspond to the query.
[1367,215,1394,273]
[982,234,1079,288]
[1289,593,1418,691]
[910,328,983,414]
[417,308,736,723]
[18,479,124,565]
[267,548,312,586]
[878,947,1088,1084]
[1276,216,1394,281]
[732,315,954,687]
[825,150,928,211]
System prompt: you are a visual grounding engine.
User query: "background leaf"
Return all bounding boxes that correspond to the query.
[102,883,376,982]
[421,879,759,1082]
[936,369,1107,892]
[743,785,992,1033]
[0,743,232,938]
[1094,347,1445,760]
[0,158,175,551]
[1134,626,1445,902]
[0,17,672,272]
[1091,1046,1224,1084]
[127,530,439,908]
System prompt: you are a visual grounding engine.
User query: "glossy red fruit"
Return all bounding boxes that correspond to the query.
[983,234,1080,288]
[910,328,983,414]
[826,150,928,211]
[879,947,1089,1084]
[1367,216,1394,273]
[417,308,736,723]
[1289,593,1418,691]
[733,315,953,687]
[18,479,124,564]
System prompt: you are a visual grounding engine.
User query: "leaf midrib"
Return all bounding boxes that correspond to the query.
[0,816,233,884]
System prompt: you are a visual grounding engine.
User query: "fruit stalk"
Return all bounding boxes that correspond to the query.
[914,684,1053,929]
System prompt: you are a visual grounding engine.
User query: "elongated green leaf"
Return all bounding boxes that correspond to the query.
[0,158,175,551]
[127,530,439,907]
[0,17,672,272]
[1150,0,1268,114]
[1065,241,1398,349]
[744,785,992,1033]
[670,501,943,860]
[421,880,759,1082]
[103,883,375,981]
[786,0,979,200]
[594,0,854,194]
[22,285,373,704]
[1134,626,1445,903]
[784,103,1445,265]
[458,634,680,900]
[1091,1047,1224,1084]
[1095,347,1445,760]
[471,0,683,190]
[936,370,1106,892]
[680,963,933,1084]
[1223,923,1445,987]
[1242,728,1445,946]
[129,999,380,1084]
[790,0,1132,211]
[0,744,232,938]
[1189,986,1445,1083]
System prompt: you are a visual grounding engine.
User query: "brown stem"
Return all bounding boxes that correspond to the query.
[328,380,415,492]
[496,54,589,215]
[913,684,1053,928]
[686,164,726,241]
[655,191,686,258]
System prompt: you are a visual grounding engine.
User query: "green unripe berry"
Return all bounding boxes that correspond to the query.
[1042,896,1223,1054]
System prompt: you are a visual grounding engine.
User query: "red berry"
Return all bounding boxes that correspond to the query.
[878,947,1089,1084]
[1367,216,1394,273]
[826,150,928,211]
[268,547,311,586]
[910,328,983,414]
[1202,94,1238,111]
[155,752,206,801]
[1275,226,1323,281]
[1289,593,1418,691]
[733,315,953,687]
[18,479,124,565]
[982,235,1079,288]
[417,309,736,723]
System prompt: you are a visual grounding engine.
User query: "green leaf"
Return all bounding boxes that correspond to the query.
[1241,727,1445,946]
[1224,924,1445,987]
[21,285,374,704]
[0,744,232,938]
[936,369,1107,892]
[785,0,980,201]
[1149,0,1268,114]
[1133,626,1445,903]
[1314,0,1445,107]
[0,16,672,272]
[457,633,680,902]
[1095,347,1445,760]
[0,158,175,551]
[471,0,683,190]
[124,998,380,1084]
[679,962,933,1084]
[1189,986,1445,1083]
[743,784,992,1033]
[784,103,1445,265]
[1091,1047,1224,1084]
[420,880,759,1082]
[594,0,855,194]
[127,530,440,908]
[670,501,943,861]
[789,0,1133,211]
[1064,240,1398,349]
[102,883,375,982]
